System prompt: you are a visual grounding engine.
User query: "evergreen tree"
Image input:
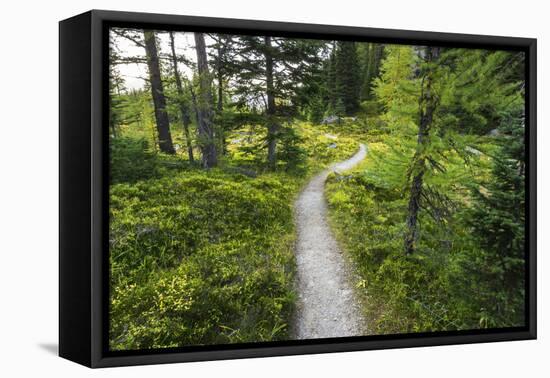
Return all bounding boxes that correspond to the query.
[109,69,125,138]
[437,49,525,135]
[168,31,194,163]
[232,36,322,168]
[373,45,419,133]
[326,42,338,112]
[403,46,441,255]
[208,34,240,155]
[334,41,361,115]
[466,109,525,325]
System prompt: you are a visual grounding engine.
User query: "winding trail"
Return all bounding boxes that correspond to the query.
[292,144,368,339]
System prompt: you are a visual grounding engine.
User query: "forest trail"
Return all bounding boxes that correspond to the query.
[292,143,367,339]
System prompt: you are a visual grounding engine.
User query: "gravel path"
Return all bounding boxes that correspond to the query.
[292,144,368,339]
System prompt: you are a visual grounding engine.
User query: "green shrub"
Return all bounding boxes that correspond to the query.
[277,125,307,171]
[110,137,159,183]
[325,134,521,334]
[109,170,298,350]
[360,100,382,116]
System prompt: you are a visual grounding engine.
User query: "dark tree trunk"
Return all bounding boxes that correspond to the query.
[264,36,278,169]
[169,31,194,163]
[194,32,217,168]
[143,30,175,154]
[404,46,440,255]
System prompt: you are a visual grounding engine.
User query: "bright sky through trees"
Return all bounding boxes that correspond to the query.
[112,31,200,91]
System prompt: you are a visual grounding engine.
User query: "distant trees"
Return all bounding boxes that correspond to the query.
[108,44,124,138]
[300,41,385,119]
[322,41,362,116]
[361,43,385,101]
[233,36,322,168]
[208,34,234,113]
[334,41,361,115]
[109,31,392,168]
[168,31,194,163]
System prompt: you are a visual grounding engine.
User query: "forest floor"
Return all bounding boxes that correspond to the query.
[292,143,368,339]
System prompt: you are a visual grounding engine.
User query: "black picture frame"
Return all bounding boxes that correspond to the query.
[59,9,537,368]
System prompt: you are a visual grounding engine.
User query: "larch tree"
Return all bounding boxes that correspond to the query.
[194,32,218,168]
[168,31,194,163]
[403,46,441,255]
[143,30,176,154]
[373,45,419,133]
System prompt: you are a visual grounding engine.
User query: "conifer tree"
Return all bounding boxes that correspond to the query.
[404,46,441,255]
[326,42,338,113]
[467,109,525,324]
[362,43,385,101]
[334,41,361,115]
[168,31,194,163]
[194,32,217,168]
[233,36,322,168]
[373,45,419,133]
[143,30,176,154]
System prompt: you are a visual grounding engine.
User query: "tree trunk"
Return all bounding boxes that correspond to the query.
[216,41,227,155]
[217,44,224,113]
[194,32,217,168]
[404,46,440,255]
[169,31,194,163]
[143,30,175,154]
[264,36,278,169]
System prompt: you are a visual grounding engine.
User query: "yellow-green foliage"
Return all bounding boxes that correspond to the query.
[109,121,361,350]
[297,122,359,167]
[326,135,502,334]
[226,121,359,171]
[109,170,299,349]
[373,45,419,134]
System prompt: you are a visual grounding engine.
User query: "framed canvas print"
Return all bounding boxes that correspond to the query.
[59,10,537,368]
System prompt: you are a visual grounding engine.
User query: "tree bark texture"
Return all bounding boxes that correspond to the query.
[169,31,194,163]
[194,32,217,168]
[404,46,440,255]
[143,30,175,154]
